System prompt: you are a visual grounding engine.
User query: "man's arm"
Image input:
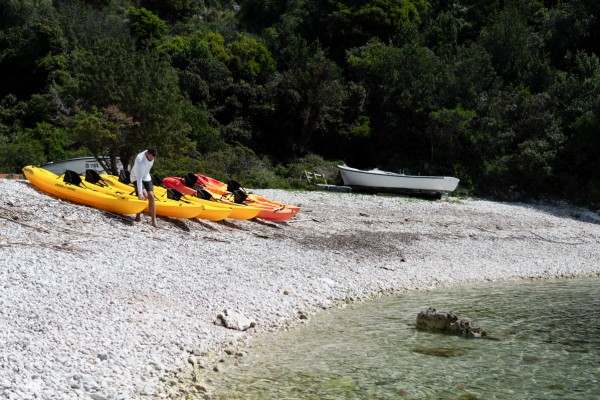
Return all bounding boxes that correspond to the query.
[134,153,145,199]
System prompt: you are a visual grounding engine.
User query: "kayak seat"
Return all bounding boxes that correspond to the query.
[85,169,104,185]
[184,173,199,188]
[63,170,82,186]
[196,188,214,200]
[231,189,248,204]
[119,169,131,184]
[166,188,183,201]
[227,179,243,192]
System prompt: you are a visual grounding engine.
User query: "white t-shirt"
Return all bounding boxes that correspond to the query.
[130,150,154,195]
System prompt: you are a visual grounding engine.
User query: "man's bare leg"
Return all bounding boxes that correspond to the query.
[148,192,158,228]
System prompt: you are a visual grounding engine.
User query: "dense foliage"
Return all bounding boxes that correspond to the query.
[1,0,600,205]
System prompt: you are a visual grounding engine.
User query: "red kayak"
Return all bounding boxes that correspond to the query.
[163,176,298,222]
[163,176,196,196]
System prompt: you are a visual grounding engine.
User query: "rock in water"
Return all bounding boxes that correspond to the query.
[416,307,486,338]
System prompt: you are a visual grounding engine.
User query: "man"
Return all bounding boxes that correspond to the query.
[130,148,158,228]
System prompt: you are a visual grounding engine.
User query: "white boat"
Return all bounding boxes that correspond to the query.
[338,165,459,196]
[41,157,122,175]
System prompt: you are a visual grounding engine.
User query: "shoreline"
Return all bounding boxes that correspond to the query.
[172,274,600,398]
[1,178,599,399]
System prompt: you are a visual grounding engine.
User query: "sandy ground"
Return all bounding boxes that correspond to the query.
[1,178,599,399]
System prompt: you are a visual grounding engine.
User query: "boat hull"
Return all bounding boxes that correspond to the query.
[338,165,459,195]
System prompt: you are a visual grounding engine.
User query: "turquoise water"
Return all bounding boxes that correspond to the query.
[205,278,600,399]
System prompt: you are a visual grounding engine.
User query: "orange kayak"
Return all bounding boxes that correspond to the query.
[185,173,301,213]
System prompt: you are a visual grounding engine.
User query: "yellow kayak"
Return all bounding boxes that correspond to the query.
[78,173,204,219]
[122,175,261,220]
[152,191,234,221]
[183,195,260,220]
[22,166,147,215]
[96,173,232,221]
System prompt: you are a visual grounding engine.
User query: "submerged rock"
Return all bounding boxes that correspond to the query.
[416,307,486,338]
[412,347,467,358]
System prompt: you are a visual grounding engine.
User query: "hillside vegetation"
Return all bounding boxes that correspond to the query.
[1,1,599,205]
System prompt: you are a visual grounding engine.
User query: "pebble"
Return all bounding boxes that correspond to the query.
[1,180,599,398]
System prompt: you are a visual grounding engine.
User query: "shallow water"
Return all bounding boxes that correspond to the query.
[206,278,600,399]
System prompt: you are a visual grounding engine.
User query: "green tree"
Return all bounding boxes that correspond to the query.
[139,0,237,25]
[56,38,190,171]
[27,122,73,162]
[260,48,365,159]
[347,40,442,170]
[239,0,428,65]
[427,105,477,174]
[71,106,140,174]
[479,5,552,92]
[474,88,565,196]
[0,132,46,172]
[425,3,472,57]
[128,6,169,47]
[540,1,592,69]
[445,43,500,109]
[226,34,276,83]
[0,93,46,172]
[0,0,66,100]
[180,100,223,154]
[55,0,130,50]
[0,94,27,138]
[553,50,600,203]
[324,0,428,63]
[71,107,116,171]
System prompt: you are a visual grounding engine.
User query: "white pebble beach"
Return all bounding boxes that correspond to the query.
[1,178,599,399]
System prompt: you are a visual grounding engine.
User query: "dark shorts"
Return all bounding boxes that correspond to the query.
[132,180,154,195]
